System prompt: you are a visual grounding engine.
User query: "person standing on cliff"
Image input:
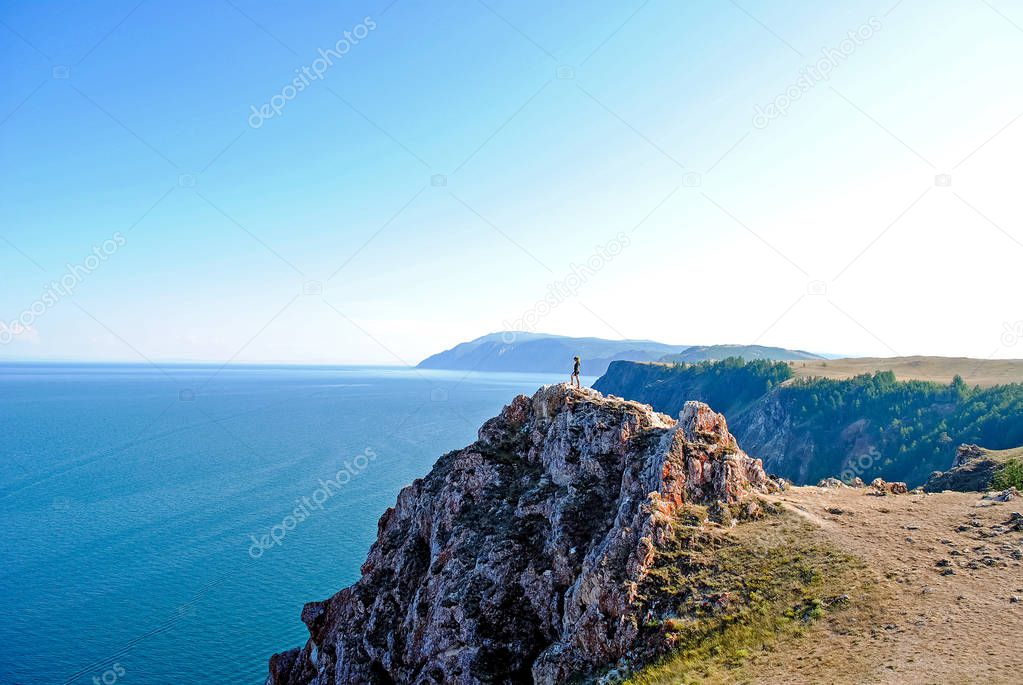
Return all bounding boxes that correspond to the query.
[570,356,581,388]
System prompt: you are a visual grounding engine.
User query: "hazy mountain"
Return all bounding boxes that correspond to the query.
[416,332,686,376]
[660,344,824,363]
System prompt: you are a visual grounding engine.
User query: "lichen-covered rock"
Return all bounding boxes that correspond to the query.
[266,385,768,685]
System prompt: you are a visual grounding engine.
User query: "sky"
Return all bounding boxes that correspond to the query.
[1,0,1022,364]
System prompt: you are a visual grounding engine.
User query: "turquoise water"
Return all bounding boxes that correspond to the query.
[0,364,572,684]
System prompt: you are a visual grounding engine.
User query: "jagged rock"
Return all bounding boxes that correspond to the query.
[925,444,1009,493]
[955,444,987,467]
[818,477,845,489]
[266,385,769,685]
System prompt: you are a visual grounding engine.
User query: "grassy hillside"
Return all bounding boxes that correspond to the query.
[976,445,1023,461]
[623,488,1023,684]
[789,356,1023,388]
[623,505,865,685]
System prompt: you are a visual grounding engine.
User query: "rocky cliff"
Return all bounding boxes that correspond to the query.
[925,443,1023,492]
[266,385,770,684]
[591,360,819,479]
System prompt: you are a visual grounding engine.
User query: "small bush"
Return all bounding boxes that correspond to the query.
[992,459,1023,490]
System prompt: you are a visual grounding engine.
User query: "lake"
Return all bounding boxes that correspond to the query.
[0,363,575,684]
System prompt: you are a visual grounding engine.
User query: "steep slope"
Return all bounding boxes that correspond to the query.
[266,386,772,684]
[416,332,686,375]
[595,360,1023,486]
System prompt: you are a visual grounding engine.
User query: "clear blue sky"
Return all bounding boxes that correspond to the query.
[2,0,1022,363]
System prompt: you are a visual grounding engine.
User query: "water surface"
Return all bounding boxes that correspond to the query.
[0,363,572,684]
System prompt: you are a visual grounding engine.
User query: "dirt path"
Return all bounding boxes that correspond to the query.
[740,487,1023,684]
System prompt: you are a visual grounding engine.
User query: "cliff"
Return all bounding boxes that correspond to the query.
[265,385,771,684]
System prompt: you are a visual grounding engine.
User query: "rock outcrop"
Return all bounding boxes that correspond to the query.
[925,444,1018,492]
[266,385,769,684]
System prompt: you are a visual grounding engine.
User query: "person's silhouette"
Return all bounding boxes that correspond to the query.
[570,356,581,388]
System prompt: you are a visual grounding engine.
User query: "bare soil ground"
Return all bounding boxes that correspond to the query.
[788,356,1023,387]
[740,487,1023,684]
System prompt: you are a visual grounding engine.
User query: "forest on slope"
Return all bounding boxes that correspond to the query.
[594,358,1023,485]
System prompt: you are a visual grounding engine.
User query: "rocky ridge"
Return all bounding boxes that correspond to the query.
[266,384,770,684]
[925,443,1021,492]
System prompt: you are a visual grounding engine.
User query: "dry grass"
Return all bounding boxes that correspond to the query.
[788,356,1023,387]
[623,509,871,685]
[739,488,1023,684]
[981,445,1023,462]
[622,488,1023,684]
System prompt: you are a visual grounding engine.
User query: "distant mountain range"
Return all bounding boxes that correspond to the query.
[660,344,823,363]
[416,332,825,375]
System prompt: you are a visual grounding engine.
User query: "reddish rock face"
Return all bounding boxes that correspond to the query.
[266,385,768,685]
